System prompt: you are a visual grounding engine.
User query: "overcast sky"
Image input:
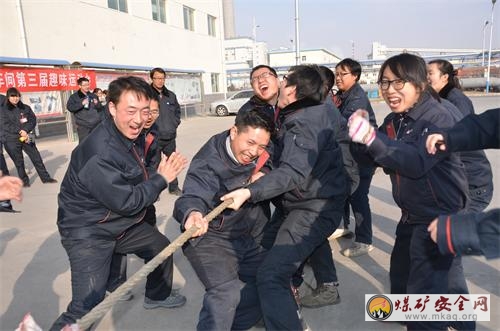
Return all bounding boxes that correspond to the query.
[233,0,499,59]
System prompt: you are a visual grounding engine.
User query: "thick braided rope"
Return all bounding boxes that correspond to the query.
[77,198,234,330]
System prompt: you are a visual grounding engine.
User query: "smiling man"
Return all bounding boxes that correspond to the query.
[51,76,188,330]
[173,109,274,331]
[238,65,280,120]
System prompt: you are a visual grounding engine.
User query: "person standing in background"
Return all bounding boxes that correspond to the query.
[427,59,493,212]
[335,58,377,257]
[0,88,57,188]
[150,67,182,196]
[67,77,104,142]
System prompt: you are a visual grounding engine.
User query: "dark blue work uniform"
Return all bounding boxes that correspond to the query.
[337,83,377,244]
[355,92,469,331]
[246,98,347,330]
[174,131,271,331]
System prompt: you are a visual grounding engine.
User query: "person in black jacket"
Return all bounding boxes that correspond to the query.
[222,65,347,330]
[335,58,378,257]
[427,59,493,212]
[0,88,57,187]
[426,108,500,260]
[238,64,279,120]
[349,53,470,331]
[0,93,18,212]
[174,109,273,331]
[51,76,188,331]
[66,77,104,143]
[150,67,182,195]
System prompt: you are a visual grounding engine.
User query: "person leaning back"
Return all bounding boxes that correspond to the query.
[51,76,188,331]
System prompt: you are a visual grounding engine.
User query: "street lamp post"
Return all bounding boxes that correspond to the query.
[485,0,497,94]
[482,20,489,66]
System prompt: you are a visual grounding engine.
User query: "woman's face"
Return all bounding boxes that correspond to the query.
[8,94,20,106]
[380,66,420,114]
[427,63,447,93]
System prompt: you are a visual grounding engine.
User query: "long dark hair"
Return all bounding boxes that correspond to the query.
[378,53,440,101]
[428,59,462,90]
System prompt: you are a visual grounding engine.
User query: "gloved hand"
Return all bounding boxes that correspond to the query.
[348,109,376,146]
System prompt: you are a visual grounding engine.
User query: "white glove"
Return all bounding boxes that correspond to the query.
[348,111,376,146]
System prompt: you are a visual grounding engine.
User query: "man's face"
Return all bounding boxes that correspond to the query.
[144,99,160,129]
[151,72,166,90]
[108,91,151,140]
[277,73,297,109]
[229,126,270,165]
[79,80,91,94]
[250,67,279,104]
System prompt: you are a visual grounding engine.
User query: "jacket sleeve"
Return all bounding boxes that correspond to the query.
[437,209,500,259]
[445,108,500,152]
[173,94,181,127]
[173,158,220,228]
[79,155,168,215]
[67,93,84,113]
[248,118,320,202]
[22,106,37,133]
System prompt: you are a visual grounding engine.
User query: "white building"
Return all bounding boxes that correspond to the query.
[224,37,268,71]
[1,0,227,95]
[269,48,342,68]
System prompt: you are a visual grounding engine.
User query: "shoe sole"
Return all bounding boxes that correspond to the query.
[328,229,353,240]
[341,247,374,258]
[301,297,341,309]
[143,301,186,309]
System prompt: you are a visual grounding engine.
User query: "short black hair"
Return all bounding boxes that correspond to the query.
[285,65,323,103]
[107,76,154,105]
[235,108,275,134]
[150,67,166,79]
[77,77,89,85]
[336,58,362,82]
[318,66,335,91]
[250,65,277,81]
[6,87,20,97]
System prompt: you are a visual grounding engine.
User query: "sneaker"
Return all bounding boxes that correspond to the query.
[143,293,186,309]
[106,290,133,301]
[300,283,341,308]
[328,228,353,240]
[341,242,374,257]
[168,188,182,196]
[42,178,58,184]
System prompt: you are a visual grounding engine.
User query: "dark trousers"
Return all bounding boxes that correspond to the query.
[3,139,52,185]
[107,206,157,292]
[183,233,267,331]
[0,143,13,209]
[389,222,471,331]
[344,166,374,244]
[76,125,94,143]
[158,138,179,192]
[257,198,344,330]
[50,222,173,331]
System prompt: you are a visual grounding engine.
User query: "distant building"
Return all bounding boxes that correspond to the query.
[224,37,268,71]
[269,48,342,68]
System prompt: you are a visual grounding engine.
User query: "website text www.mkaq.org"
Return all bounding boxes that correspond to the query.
[403,312,478,321]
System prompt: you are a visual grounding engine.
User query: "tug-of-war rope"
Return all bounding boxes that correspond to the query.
[77,198,234,330]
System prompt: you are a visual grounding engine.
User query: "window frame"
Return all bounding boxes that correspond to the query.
[108,0,128,13]
[151,0,166,23]
[183,6,195,31]
[207,14,216,37]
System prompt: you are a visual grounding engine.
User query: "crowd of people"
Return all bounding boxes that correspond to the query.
[1,55,498,331]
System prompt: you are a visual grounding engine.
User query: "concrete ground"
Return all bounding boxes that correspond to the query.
[1,95,499,331]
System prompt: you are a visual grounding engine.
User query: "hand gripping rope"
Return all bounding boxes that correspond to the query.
[76,198,234,330]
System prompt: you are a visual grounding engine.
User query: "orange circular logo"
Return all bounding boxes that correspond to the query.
[366,295,393,321]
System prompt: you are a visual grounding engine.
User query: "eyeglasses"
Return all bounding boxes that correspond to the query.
[152,76,165,81]
[378,79,406,91]
[335,72,351,78]
[251,71,276,83]
[150,110,160,116]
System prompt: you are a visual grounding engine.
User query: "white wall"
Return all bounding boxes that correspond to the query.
[0,0,225,94]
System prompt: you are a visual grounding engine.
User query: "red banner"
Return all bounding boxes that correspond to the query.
[0,67,96,93]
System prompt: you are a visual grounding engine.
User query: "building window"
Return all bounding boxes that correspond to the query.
[151,0,166,23]
[183,6,194,31]
[211,73,220,92]
[207,15,216,37]
[108,0,128,13]
[301,55,307,62]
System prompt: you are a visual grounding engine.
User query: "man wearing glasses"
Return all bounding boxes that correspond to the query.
[150,67,182,196]
[239,65,280,121]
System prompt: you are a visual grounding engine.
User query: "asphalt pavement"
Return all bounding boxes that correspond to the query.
[1,95,499,331]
